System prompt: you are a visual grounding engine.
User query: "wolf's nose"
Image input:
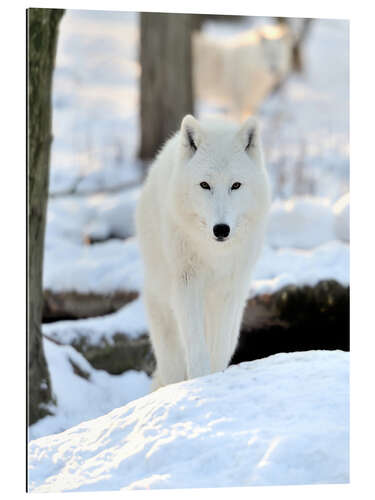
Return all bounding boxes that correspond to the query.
[213,224,230,239]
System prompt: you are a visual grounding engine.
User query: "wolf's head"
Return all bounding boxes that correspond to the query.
[171,115,271,247]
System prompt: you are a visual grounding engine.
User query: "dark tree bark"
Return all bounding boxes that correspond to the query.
[191,13,245,31]
[139,12,194,161]
[291,19,313,72]
[276,17,313,72]
[27,8,64,425]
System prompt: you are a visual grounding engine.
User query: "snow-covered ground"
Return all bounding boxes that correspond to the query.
[50,10,141,195]
[29,350,349,491]
[45,234,142,294]
[42,296,147,349]
[28,10,350,489]
[29,338,151,441]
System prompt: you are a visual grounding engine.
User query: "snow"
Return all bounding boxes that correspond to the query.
[83,187,140,241]
[50,10,141,195]
[44,235,143,294]
[251,240,349,297]
[45,188,138,251]
[267,196,335,249]
[44,187,140,291]
[42,296,147,345]
[28,350,349,491]
[29,338,151,441]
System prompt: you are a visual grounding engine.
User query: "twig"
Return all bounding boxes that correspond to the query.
[49,178,142,199]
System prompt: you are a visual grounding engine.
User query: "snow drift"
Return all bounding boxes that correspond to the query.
[28,350,349,492]
[28,338,151,441]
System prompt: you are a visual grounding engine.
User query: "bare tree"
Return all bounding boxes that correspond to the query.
[139,12,194,161]
[27,8,64,425]
[276,17,313,72]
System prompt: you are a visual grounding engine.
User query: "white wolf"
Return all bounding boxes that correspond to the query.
[136,115,271,390]
[193,23,293,116]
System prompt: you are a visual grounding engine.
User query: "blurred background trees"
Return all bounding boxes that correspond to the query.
[139,13,313,163]
[28,8,64,425]
[139,13,194,161]
[275,17,313,72]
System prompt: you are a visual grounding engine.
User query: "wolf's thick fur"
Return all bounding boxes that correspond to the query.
[136,115,271,390]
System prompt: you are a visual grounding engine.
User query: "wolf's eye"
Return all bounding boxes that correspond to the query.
[231,182,242,190]
[200,182,211,190]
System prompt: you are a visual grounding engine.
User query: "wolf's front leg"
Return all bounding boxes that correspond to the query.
[173,276,211,380]
[208,288,246,373]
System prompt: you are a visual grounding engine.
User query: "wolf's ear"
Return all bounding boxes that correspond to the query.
[237,116,260,155]
[180,114,202,155]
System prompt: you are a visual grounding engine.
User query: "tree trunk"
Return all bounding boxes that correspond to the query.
[139,12,194,161]
[275,17,313,72]
[291,19,312,72]
[27,8,64,426]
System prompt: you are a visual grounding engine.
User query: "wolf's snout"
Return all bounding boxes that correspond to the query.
[213,224,230,240]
